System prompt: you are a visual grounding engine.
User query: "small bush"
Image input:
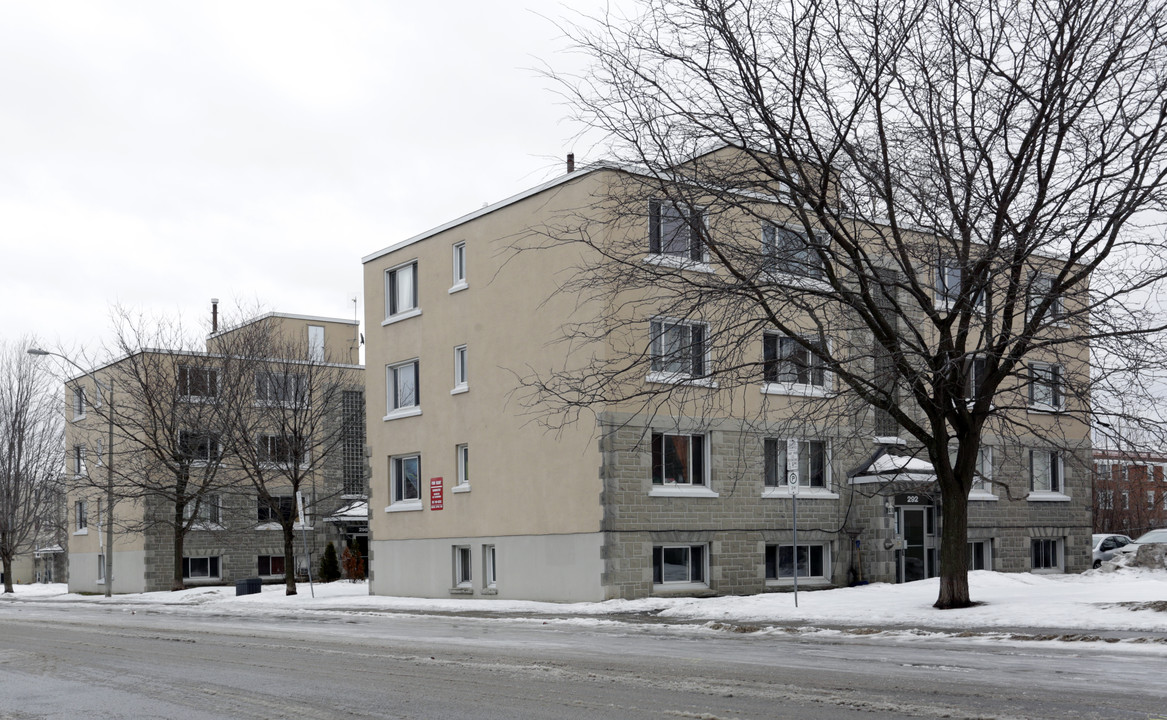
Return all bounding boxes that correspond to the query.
[318,542,341,583]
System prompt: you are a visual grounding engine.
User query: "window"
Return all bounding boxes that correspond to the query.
[765,544,828,580]
[965,355,988,400]
[456,444,469,487]
[968,540,992,571]
[762,224,822,278]
[1028,362,1063,410]
[1028,273,1065,323]
[453,545,472,587]
[1031,538,1062,572]
[342,390,366,496]
[651,433,706,486]
[178,366,218,399]
[97,554,105,583]
[936,261,986,309]
[184,495,222,526]
[72,445,86,476]
[648,199,704,260]
[258,554,286,576]
[72,387,86,419]
[1030,450,1063,494]
[183,556,221,579]
[452,242,467,288]
[392,455,421,504]
[257,495,295,524]
[258,434,303,467]
[762,334,826,390]
[972,446,993,494]
[1097,490,1114,510]
[256,371,305,405]
[652,544,706,585]
[764,438,828,489]
[453,345,468,391]
[1149,491,1157,510]
[308,325,325,362]
[1122,489,1130,510]
[649,319,706,379]
[178,431,220,464]
[75,500,87,531]
[387,360,420,414]
[385,260,419,318]
[483,544,496,588]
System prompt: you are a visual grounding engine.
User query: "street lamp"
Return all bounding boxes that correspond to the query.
[28,348,115,598]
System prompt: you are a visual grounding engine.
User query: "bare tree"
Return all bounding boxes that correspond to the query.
[530,0,1167,607]
[89,307,249,591]
[216,319,359,596]
[0,339,64,593]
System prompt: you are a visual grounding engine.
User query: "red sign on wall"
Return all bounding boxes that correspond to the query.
[430,477,444,510]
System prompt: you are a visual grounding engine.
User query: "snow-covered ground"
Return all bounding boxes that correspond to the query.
[5,565,1166,635]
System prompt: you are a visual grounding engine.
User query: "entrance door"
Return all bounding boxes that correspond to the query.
[898,506,937,582]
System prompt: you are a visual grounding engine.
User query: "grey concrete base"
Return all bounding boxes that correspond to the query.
[68,551,147,594]
[369,532,605,602]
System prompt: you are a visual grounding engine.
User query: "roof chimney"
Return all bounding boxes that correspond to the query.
[211,298,219,332]
[567,152,575,173]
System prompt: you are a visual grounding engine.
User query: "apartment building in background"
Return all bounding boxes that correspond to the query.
[1094,448,1167,537]
[64,311,366,593]
[362,148,1093,602]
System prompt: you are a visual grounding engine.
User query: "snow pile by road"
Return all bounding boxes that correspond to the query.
[6,567,1167,633]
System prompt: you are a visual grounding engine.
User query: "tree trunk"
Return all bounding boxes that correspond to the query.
[935,487,972,609]
[1,548,13,594]
[283,524,297,596]
[172,501,186,591]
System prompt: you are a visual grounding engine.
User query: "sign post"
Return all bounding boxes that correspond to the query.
[789,472,799,608]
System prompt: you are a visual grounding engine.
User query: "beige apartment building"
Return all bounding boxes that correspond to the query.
[65,311,366,593]
[362,151,1092,602]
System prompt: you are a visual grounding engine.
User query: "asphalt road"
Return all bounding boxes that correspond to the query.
[0,602,1164,719]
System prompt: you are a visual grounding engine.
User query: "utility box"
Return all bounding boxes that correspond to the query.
[235,577,263,596]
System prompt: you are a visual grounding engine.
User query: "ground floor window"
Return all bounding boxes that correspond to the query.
[258,555,286,576]
[483,544,496,589]
[453,545,472,587]
[652,544,706,585]
[1031,538,1062,572]
[183,556,221,579]
[97,554,105,583]
[968,540,992,571]
[765,544,828,580]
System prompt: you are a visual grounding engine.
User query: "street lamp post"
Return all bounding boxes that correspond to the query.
[28,348,115,598]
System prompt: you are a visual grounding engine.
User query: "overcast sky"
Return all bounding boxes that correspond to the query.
[0,0,609,359]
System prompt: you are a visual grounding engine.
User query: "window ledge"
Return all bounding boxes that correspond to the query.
[642,254,714,274]
[646,372,718,388]
[968,490,998,501]
[1027,492,1071,502]
[72,529,88,536]
[450,385,469,395]
[386,501,423,513]
[189,523,225,531]
[1027,405,1063,415]
[448,282,469,294]
[766,578,831,588]
[383,406,422,421]
[652,582,712,595]
[762,487,839,500]
[381,307,422,327]
[448,586,474,595]
[649,486,719,498]
[451,484,471,494]
[73,413,87,422]
[1030,568,1064,575]
[481,587,498,595]
[760,382,829,397]
[255,522,282,530]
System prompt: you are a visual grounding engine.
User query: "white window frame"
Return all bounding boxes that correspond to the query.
[453,444,470,491]
[74,499,88,534]
[255,371,305,406]
[258,554,287,577]
[1028,362,1064,412]
[762,438,835,498]
[179,365,219,401]
[183,555,221,580]
[96,554,105,583]
[761,333,829,396]
[308,325,325,362]
[761,223,823,279]
[968,539,993,571]
[652,544,708,588]
[383,259,420,325]
[184,494,222,528]
[384,360,421,420]
[72,445,86,477]
[967,446,997,499]
[648,199,706,262]
[257,495,296,526]
[450,241,468,292]
[1028,449,1069,500]
[483,544,496,589]
[258,433,305,468]
[179,430,220,466]
[648,318,711,385]
[765,543,830,583]
[1028,273,1066,324]
[650,432,709,490]
[452,345,468,394]
[1030,538,1063,574]
[453,545,472,588]
[936,260,986,311]
[388,454,422,511]
[72,387,86,420]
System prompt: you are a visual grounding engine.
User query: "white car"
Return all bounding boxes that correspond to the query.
[1111,528,1167,559]
[1092,533,1133,568]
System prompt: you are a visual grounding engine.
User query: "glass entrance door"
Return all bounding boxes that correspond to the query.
[898,506,937,582]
